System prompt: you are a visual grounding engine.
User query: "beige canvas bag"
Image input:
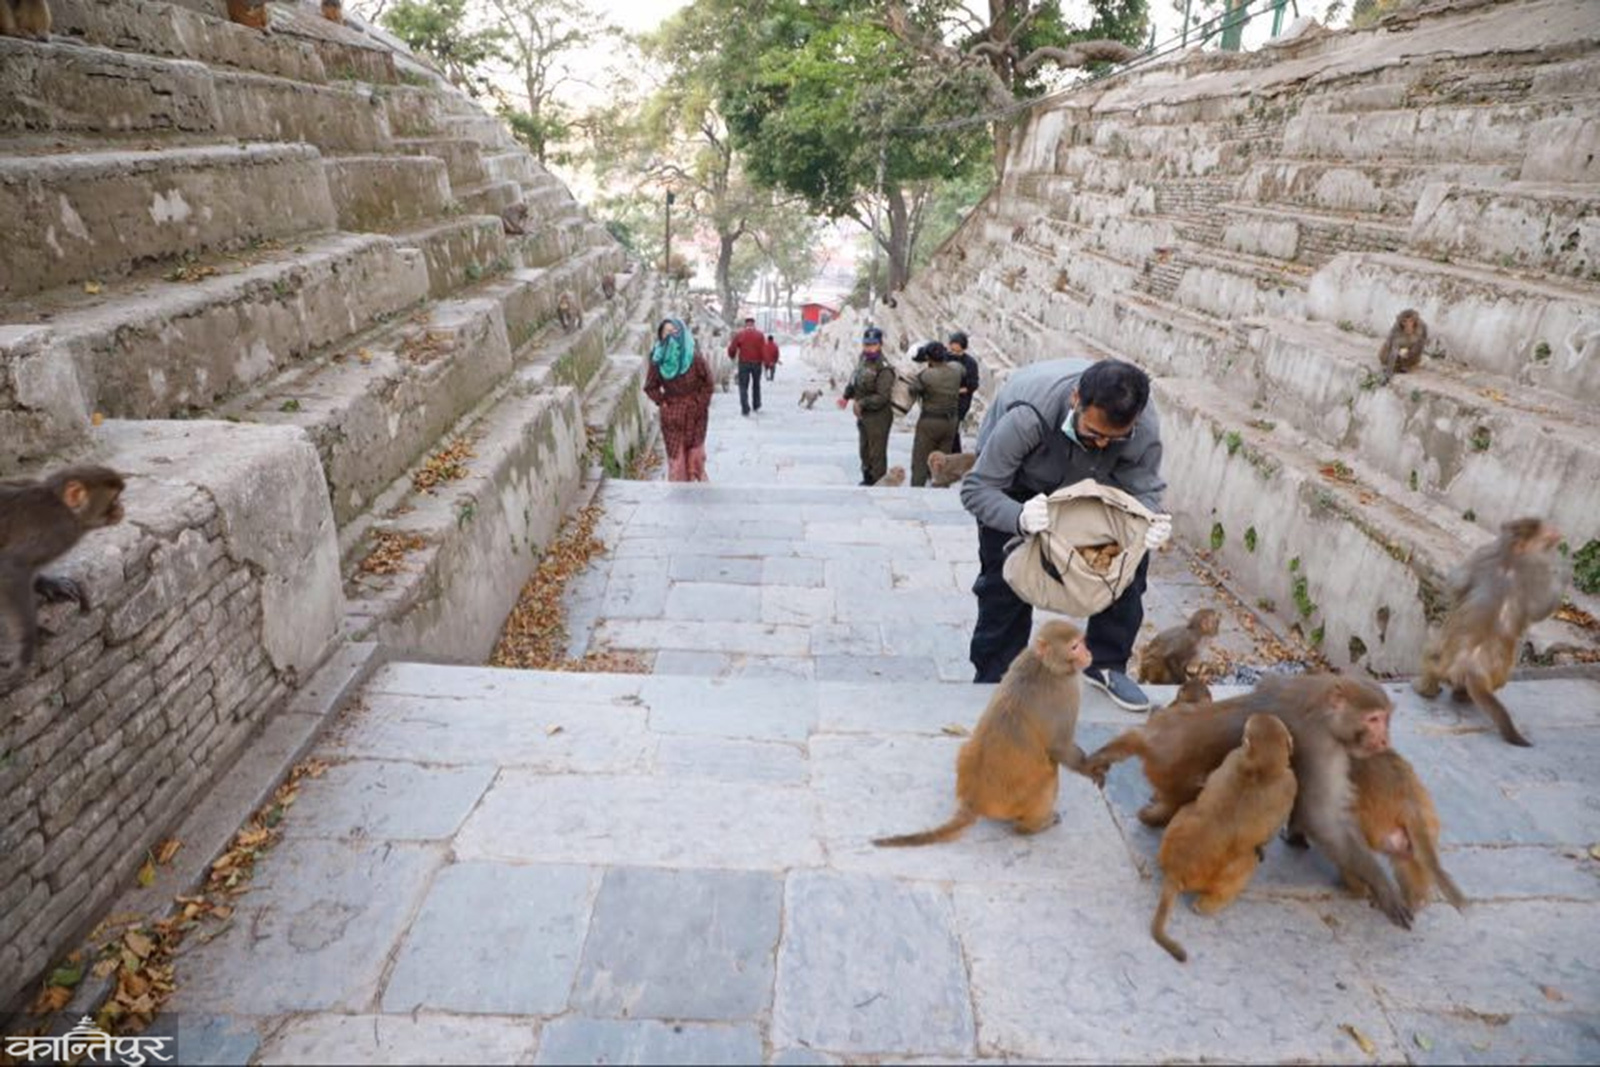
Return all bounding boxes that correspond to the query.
[890,364,917,416]
[1003,478,1157,617]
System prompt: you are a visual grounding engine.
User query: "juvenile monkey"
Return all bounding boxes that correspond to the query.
[875,621,1099,846]
[1348,751,1465,913]
[1,467,126,687]
[1139,609,1221,685]
[1150,713,1297,962]
[1086,673,1413,928]
[0,0,51,38]
[225,0,269,30]
[1172,677,1213,706]
[874,466,906,487]
[798,389,823,409]
[1414,518,1568,746]
[1377,309,1428,383]
[927,450,977,488]
[556,290,582,332]
[500,202,529,237]
[601,272,617,300]
[320,0,341,22]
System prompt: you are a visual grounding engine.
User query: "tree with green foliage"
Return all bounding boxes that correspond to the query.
[381,0,505,94]
[485,0,617,164]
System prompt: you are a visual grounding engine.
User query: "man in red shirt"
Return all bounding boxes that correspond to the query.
[726,316,767,415]
[763,334,780,381]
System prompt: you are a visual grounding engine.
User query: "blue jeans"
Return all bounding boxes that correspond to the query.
[738,362,763,413]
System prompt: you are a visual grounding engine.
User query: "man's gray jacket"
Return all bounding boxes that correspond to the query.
[961,358,1166,535]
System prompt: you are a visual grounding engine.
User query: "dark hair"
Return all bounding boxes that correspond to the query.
[656,318,675,340]
[744,317,756,325]
[766,334,774,340]
[1077,359,1149,427]
[916,341,948,362]
[947,330,969,349]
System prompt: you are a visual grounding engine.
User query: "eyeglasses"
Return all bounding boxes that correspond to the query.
[1073,409,1134,445]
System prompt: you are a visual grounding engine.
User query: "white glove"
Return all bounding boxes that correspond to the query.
[1145,514,1173,550]
[1018,494,1050,536]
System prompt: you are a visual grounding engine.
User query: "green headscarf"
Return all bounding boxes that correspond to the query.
[651,318,695,381]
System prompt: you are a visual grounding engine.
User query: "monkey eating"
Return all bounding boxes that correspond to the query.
[798,389,823,409]
[0,467,126,688]
[555,290,582,332]
[927,450,977,488]
[225,0,268,30]
[1150,713,1297,962]
[1138,609,1221,685]
[1377,309,1428,384]
[874,466,906,488]
[1414,517,1569,746]
[499,202,529,237]
[1348,750,1466,913]
[875,621,1100,847]
[1086,673,1414,928]
[0,0,51,38]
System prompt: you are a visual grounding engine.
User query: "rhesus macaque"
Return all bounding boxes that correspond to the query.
[0,0,50,38]
[1348,751,1465,913]
[600,272,616,300]
[927,450,977,488]
[1414,517,1568,746]
[1377,309,1428,383]
[1150,714,1297,962]
[320,0,341,22]
[556,290,581,332]
[1085,673,1413,927]
[874,466,906,488]
[798,389,823,410]
[225,0,269,30]
[875,621,1100,846]
[0,467,126,687]
[499,202,528,237]
[1172,677,1213,706]
[1139,609,1221,684]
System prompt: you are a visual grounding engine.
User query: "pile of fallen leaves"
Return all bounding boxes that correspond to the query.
[162,261,219,284]
[23,760,329,1037]
[626,444,663,480]
[1185,552,1330,675]
[357,531,428,576]
[490,504,647,673]
[412,438,475,492]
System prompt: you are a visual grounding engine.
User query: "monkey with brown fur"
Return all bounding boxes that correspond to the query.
[500,202,529,237]
[1348,750,1465,913]
[321,0,341,22]
[1377,309,1428,384]
[1,467,126,688]
[556,290,582,332]
[927,450,977,488]
[1172,677,1212,706]
[874,466,906,488]
[1085,673,1414,927]
[601,272,616,300]
[1150,713,1297,962]
[875,621,1100,846]
[1414,517,1568,746]
[798,389,823,409]
[226,0,269,30]
[1139,608,1220,685]
[1,0,52,38]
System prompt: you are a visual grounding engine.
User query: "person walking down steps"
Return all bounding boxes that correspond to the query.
[644,318,714,482]
[908,341,964,487]
[764,334,781,381]
[727,316,767,416]
[840,326,895,486]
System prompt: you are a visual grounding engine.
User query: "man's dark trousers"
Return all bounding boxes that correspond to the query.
[969,521,1149,683]
[738,362,763,414]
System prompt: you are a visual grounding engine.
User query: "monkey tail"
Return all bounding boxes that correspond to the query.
[1150,881,1187,963]
[1465,674,1531,747]
[872,807,978,848]
[1410,815,1467,911]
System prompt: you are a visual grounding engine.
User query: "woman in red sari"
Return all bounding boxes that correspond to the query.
[643,317,714,481]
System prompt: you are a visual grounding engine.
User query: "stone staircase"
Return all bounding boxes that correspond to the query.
[811,0,1600,676]
[0,0,658,1009]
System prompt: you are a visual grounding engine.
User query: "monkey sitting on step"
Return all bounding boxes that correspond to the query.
[1150,713,1297,962]
[0,0,52,38]
[1138,609,1220,685]
[1377,309,1428,384]
[556,290,582,332]
[500,202,529,237]
[874,621,1101,847]
[321,0,341,22]
[225,0,269,30]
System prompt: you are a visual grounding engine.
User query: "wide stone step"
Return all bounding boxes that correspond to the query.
[0,142,337,300]
[1281,97,1599,169]
[1152,376,1598,674]
[341,383,586,659]
[1162,245,1310,322]
[212,68,393,152]
[1,37,222,137]
[1409,181,1600,280]
[52,0,329,83]
[226,296,516,526]
[441,112,517,152]
[0,231,429,468]
[1305,251,1600,406]
[481,149,543,187]
[393,215,508,299]
[456,178,523,217]
[1244,316,1600,540]
[1214,201,1408,268]
[266,1,399,85]
[1238,158,1517,220]
[392,136,487,188]
[323,154,451,230]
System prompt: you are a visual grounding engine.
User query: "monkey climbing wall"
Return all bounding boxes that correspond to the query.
[812,0,1600,675]
[0,0,659,1011]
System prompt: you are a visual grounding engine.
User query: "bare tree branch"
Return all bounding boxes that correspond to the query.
[1015,39,1138,74]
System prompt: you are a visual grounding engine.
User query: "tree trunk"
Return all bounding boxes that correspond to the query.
[716,232,738,326]
[885,185,912,292]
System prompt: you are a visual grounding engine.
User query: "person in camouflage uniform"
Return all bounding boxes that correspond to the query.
[841,326,895,485]
[908,341,965,487]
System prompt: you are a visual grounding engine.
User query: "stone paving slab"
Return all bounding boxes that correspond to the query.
[260,1014,539,1065]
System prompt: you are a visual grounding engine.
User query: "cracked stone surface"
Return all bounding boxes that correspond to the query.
[158,363,1600,1064]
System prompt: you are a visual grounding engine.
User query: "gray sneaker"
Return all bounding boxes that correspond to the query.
[1084,667,1152,712]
